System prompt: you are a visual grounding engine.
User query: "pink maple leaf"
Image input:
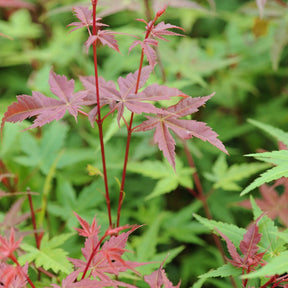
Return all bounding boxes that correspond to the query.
[58,278,138,288]
[144,264,181,288]
[0,228,22,260]
[86,30,121,53]
[80,66,181,125]
[238,177,288,227]
[1,71,88,131]
[73,212,100,238]
[68,6,125,53]
[0,262,28,288]
[69,224,144,281]
[134,93,228,169]
[215,217,265,272]
[104,68,186,125]
[67,6,106,33]
[130,15,183,67]
[129,39,158,67]
[149,21,184,41]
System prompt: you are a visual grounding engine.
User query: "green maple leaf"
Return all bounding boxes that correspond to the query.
[19,233,74,274]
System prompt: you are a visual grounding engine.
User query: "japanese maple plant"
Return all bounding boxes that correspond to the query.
[0,1,230,287]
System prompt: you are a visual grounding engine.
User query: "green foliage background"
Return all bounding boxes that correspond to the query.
[0,0,288,287]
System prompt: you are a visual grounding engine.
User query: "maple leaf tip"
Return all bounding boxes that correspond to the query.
[156,7,167,18]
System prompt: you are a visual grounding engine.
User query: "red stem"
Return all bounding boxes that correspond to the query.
[81,233,107,279]
[116,11,163,227]
[10,254,36,288]
[92,0,112,227]
[116,11,166,227]
[27,190,40,249]
[116,51,145,227]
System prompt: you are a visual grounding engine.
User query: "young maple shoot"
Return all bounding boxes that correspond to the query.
[0,3,229,287]
[1,6,227,170]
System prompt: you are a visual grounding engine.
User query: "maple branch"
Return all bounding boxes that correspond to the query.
[182,140,237,288]
[92,0,112,227]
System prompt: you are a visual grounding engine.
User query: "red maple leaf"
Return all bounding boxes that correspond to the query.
[80,66,185,126]
[144,263,181,288]
[1,71,88,132]
[238,177,288,227]
[52,277,138,288]
[73,212,100,238]
[129,39,158,67]
[215,217,265,272]
[70,228,143,280]
[149,21,184,41]
[67,6,107,33]
[69,215,144,282]
[0,262,28,288]
[134,93,227,169]
[0,228,22,261]
[129,11,183,67]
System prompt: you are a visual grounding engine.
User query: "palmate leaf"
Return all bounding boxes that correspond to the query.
[193,214,245,247]
[248,119,288,147]
[240,180,288,227]
[241,121,288,196]
[135,94,228,169]
[127,158,194,199]
[243,251,288,279]
[14,121,69,175]
[19,233,74,274]
[205,154,270,191]
[241,161,288,196]
[199,263,241,279]
[1,71,87,132]
[70,224,144,280]
[130,16,183,67]
[249,197,287,255]
[80,66,185,126]
[144,264,181,288]
[213,216,265,273]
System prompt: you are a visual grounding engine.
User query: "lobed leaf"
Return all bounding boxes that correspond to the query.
[193,214,245,247]
[20,234,73,274]
[241,165,288,196]
[135,94,227,169]
[1,71,87,132]
[248,119,288,147]
[243,251,288,279]
[199,263,241,279]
